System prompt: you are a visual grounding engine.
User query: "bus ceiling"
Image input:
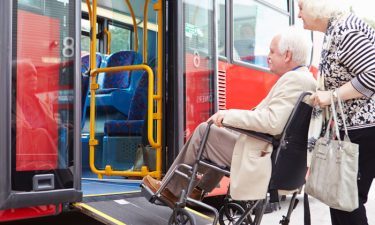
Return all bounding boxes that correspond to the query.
[81,0,158,32]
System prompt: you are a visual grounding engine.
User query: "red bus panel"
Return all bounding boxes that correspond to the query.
[0,205,61,222]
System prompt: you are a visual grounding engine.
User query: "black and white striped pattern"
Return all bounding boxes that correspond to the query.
[320,13,375,130]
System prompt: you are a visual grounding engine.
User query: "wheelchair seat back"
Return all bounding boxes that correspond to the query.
[269,92,313,191]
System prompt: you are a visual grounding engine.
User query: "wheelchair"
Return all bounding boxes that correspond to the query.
[141,92,313,225]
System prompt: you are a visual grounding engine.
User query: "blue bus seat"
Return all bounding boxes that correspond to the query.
[91,51,143,117]
[97,50,141,93]
[81,53,102,75]
[104,70,149,136]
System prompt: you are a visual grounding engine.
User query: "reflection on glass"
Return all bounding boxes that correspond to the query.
[15,61,59,171]
[217,0,226,56]
[233,0,289,67]
[183,0,215,140]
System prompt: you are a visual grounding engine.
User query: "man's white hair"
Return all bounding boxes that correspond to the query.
[298,0,350,19]
[278,27,312,66]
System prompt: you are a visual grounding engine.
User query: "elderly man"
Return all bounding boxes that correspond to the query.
[143,27,316,206]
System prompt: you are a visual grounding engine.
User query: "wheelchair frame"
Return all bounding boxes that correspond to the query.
[142,92,313,225]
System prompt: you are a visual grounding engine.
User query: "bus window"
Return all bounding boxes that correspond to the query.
[217,0,226,57]
[232,0,289,68]
[108,24,132,53]
[81,18,98,55]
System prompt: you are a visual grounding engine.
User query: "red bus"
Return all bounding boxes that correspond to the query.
[0,0,319,224]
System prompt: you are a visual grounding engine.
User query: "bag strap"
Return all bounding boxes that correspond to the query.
[335,89,350,141]
[330,93,343,142]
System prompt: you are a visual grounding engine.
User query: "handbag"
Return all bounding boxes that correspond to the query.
[305,92,359,212]
[133,144,156,171]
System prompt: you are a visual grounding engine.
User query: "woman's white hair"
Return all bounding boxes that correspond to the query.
[278,27,312,66]
[298,0,350,19]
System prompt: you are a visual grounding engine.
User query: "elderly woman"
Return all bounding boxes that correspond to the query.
[298,0,375,224]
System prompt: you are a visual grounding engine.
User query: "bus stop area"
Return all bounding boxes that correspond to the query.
[259,185,375,225]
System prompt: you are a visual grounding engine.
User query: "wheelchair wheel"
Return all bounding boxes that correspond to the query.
[219,202,248,225]
[168,208,196,225]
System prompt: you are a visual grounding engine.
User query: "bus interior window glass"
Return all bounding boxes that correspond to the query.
[81,18,98,55]
[233,0,289,68]
[217,0,226,57]
[109,24,131,53]
[12,0,75,191]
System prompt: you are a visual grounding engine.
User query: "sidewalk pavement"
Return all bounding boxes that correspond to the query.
[261,184,375,225]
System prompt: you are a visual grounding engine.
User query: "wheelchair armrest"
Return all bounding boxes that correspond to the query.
[223,124,275,144]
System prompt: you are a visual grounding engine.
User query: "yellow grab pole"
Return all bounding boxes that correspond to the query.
[85,0,92,27]
[152,0,163,178]
[143,0,149,63]
[124,0,138,52]
[88,0,101,178]
[103,28,111,54]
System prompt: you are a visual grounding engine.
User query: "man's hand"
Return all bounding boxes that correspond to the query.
[207,111,226,127]
[310,90,331,107]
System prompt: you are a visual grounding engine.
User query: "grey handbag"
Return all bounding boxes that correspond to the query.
[305,92,359,212]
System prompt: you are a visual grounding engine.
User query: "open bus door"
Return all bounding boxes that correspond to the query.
[0,0,82,222]
[72,0,215,224]
[166,0,230,196]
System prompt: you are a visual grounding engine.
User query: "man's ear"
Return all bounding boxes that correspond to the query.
[284,50,292,63]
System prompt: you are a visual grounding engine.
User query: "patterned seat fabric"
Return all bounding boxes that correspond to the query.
[96,51,137,94]
[104,71,149,136]
[81,53,102,75]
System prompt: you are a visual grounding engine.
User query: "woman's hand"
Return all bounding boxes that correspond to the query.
[310,90,332,107]
[207,111,226,127]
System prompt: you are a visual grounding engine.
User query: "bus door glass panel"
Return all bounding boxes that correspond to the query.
[183,0,215,140]
[232,0,289,67]
[12,0,76,191]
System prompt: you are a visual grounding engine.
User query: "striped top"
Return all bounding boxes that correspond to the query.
[320,13,375,130]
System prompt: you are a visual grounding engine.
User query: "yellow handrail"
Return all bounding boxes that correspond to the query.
[124,0,138,52]
[89,65,161,178]
[153,0,163,176]
[103,28,111,55]
[143,0,149,64]
[89,0,97,70]
[86,0,163,179]
[85,0,92,28]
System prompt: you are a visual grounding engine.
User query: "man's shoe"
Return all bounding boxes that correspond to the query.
[142,175,178,208]
[142,175,161,193]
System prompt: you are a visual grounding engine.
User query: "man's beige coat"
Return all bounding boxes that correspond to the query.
[222,67,316,200]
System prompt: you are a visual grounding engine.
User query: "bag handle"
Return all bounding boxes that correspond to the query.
[335,89,351,142]
[324,90,350,143]
[323,93,342,143]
